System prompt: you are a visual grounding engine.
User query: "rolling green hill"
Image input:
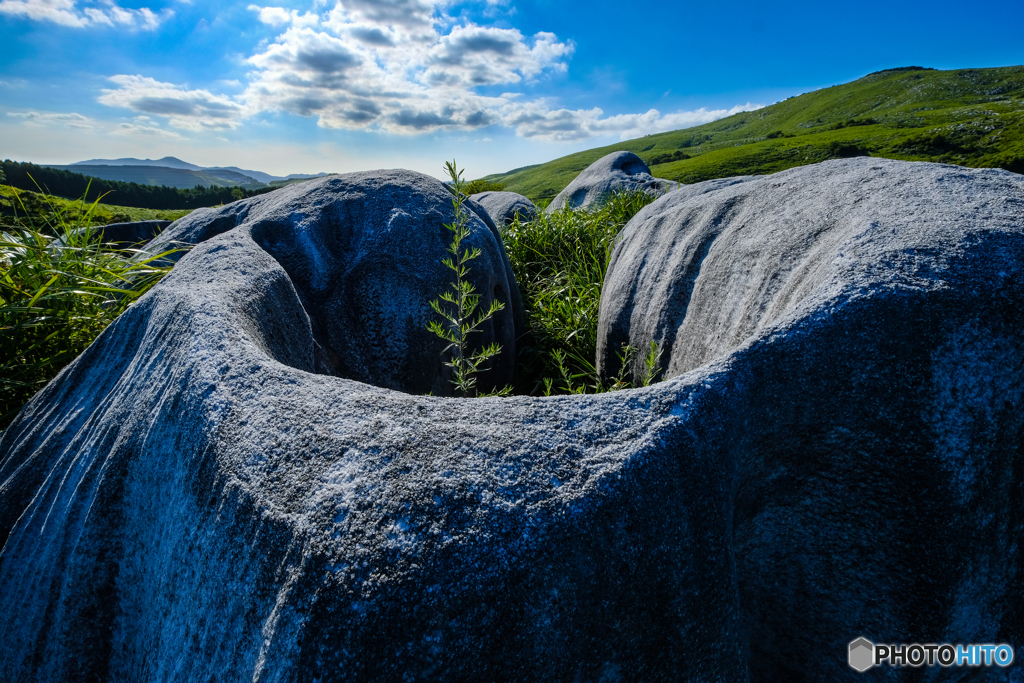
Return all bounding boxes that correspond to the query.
[484,66,1024,203]
[0,185,190,229]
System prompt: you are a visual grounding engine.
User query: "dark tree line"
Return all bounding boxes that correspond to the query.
[1,159,277,210]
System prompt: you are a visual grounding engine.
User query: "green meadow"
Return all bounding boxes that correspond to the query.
[484,66,1024,202]
[0,185,191,229]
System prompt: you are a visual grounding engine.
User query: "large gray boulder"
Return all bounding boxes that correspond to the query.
[146,170,525,395]
[545,151,678,214]
[469,190,538,228]
[2,159,1024,682]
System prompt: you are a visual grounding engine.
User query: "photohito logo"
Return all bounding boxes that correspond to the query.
[848,638,1014,671]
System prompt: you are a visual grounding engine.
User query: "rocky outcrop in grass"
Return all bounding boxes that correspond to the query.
[469,190,538,228]
[545,151,676,214]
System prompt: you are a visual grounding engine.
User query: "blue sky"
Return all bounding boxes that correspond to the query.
[1,0,1022,179]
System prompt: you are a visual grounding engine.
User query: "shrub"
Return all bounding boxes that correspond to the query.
[830,118,879,131]
[826,141,870,158]
[898,132,961,156]
[999,156,1024,174]
[648,149,691,166]
[463,179,506,194]
[980,154,1024,175]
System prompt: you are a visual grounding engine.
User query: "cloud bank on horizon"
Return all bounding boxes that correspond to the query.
[1,0,762,145]
[0,0,169,30]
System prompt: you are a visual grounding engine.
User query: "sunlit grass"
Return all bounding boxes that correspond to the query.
[0,186,182,427]
[504,190,656,394]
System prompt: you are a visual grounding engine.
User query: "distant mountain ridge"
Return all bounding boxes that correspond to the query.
[74,156,203,171]
[46,164,265,190]
[60,157,331,189]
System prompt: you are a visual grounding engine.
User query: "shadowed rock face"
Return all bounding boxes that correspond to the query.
[76,219,171,246]
[1,159,1023,682]
[146,170,525,395]
[545,151,678,214]
[470,190,538,228]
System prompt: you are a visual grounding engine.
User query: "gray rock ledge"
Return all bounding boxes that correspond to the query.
[1,159,1023,682]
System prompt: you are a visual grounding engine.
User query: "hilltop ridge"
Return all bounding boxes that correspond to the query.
[485,65,1024,202]
[49,157,332,190]
[73,156,202,170]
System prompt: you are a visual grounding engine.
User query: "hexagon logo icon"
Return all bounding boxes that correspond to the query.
[849,638,874,672]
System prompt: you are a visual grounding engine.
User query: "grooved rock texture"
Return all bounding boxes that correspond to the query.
[147,170,525,395]
[545,151,678,214]
[2,159,1024,682]
[598,158,1024,385]
[469,190,538,228]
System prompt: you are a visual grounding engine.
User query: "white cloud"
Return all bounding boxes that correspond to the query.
[98,75,247,131]
[116,116,184,138]
[329,0,437,31]
[86,1,763,143]
[0,0,171,29]
[7,110,94,129]
[503,102,765,142]
[424,26,572,87]
[248,4,318,28]
[7,109,184,140]
[240,1,575,134]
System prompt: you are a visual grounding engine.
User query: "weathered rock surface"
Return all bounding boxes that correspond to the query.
[598,157,1024,383]
[97,219,171,245]
[65,219,171,247]
[147,170,525,395]
[2,159,1024,682]
[545,151,678,214]
[470,190,538,228]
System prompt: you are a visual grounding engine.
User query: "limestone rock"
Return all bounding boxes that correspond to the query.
[469,190,538,228]
[598,157,1024,384]
[145,169,525,395]
[1,160,1023,682]
[545,151,678,214]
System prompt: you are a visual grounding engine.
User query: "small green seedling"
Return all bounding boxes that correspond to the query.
[427,160,508,398]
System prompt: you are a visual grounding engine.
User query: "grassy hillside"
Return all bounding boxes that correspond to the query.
[1,185,190,229]
[485,66,1024,202]
[2,160,280,210]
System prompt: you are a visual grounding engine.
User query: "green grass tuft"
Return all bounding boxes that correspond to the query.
[0,187,183,428]
[504,190,657,395]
